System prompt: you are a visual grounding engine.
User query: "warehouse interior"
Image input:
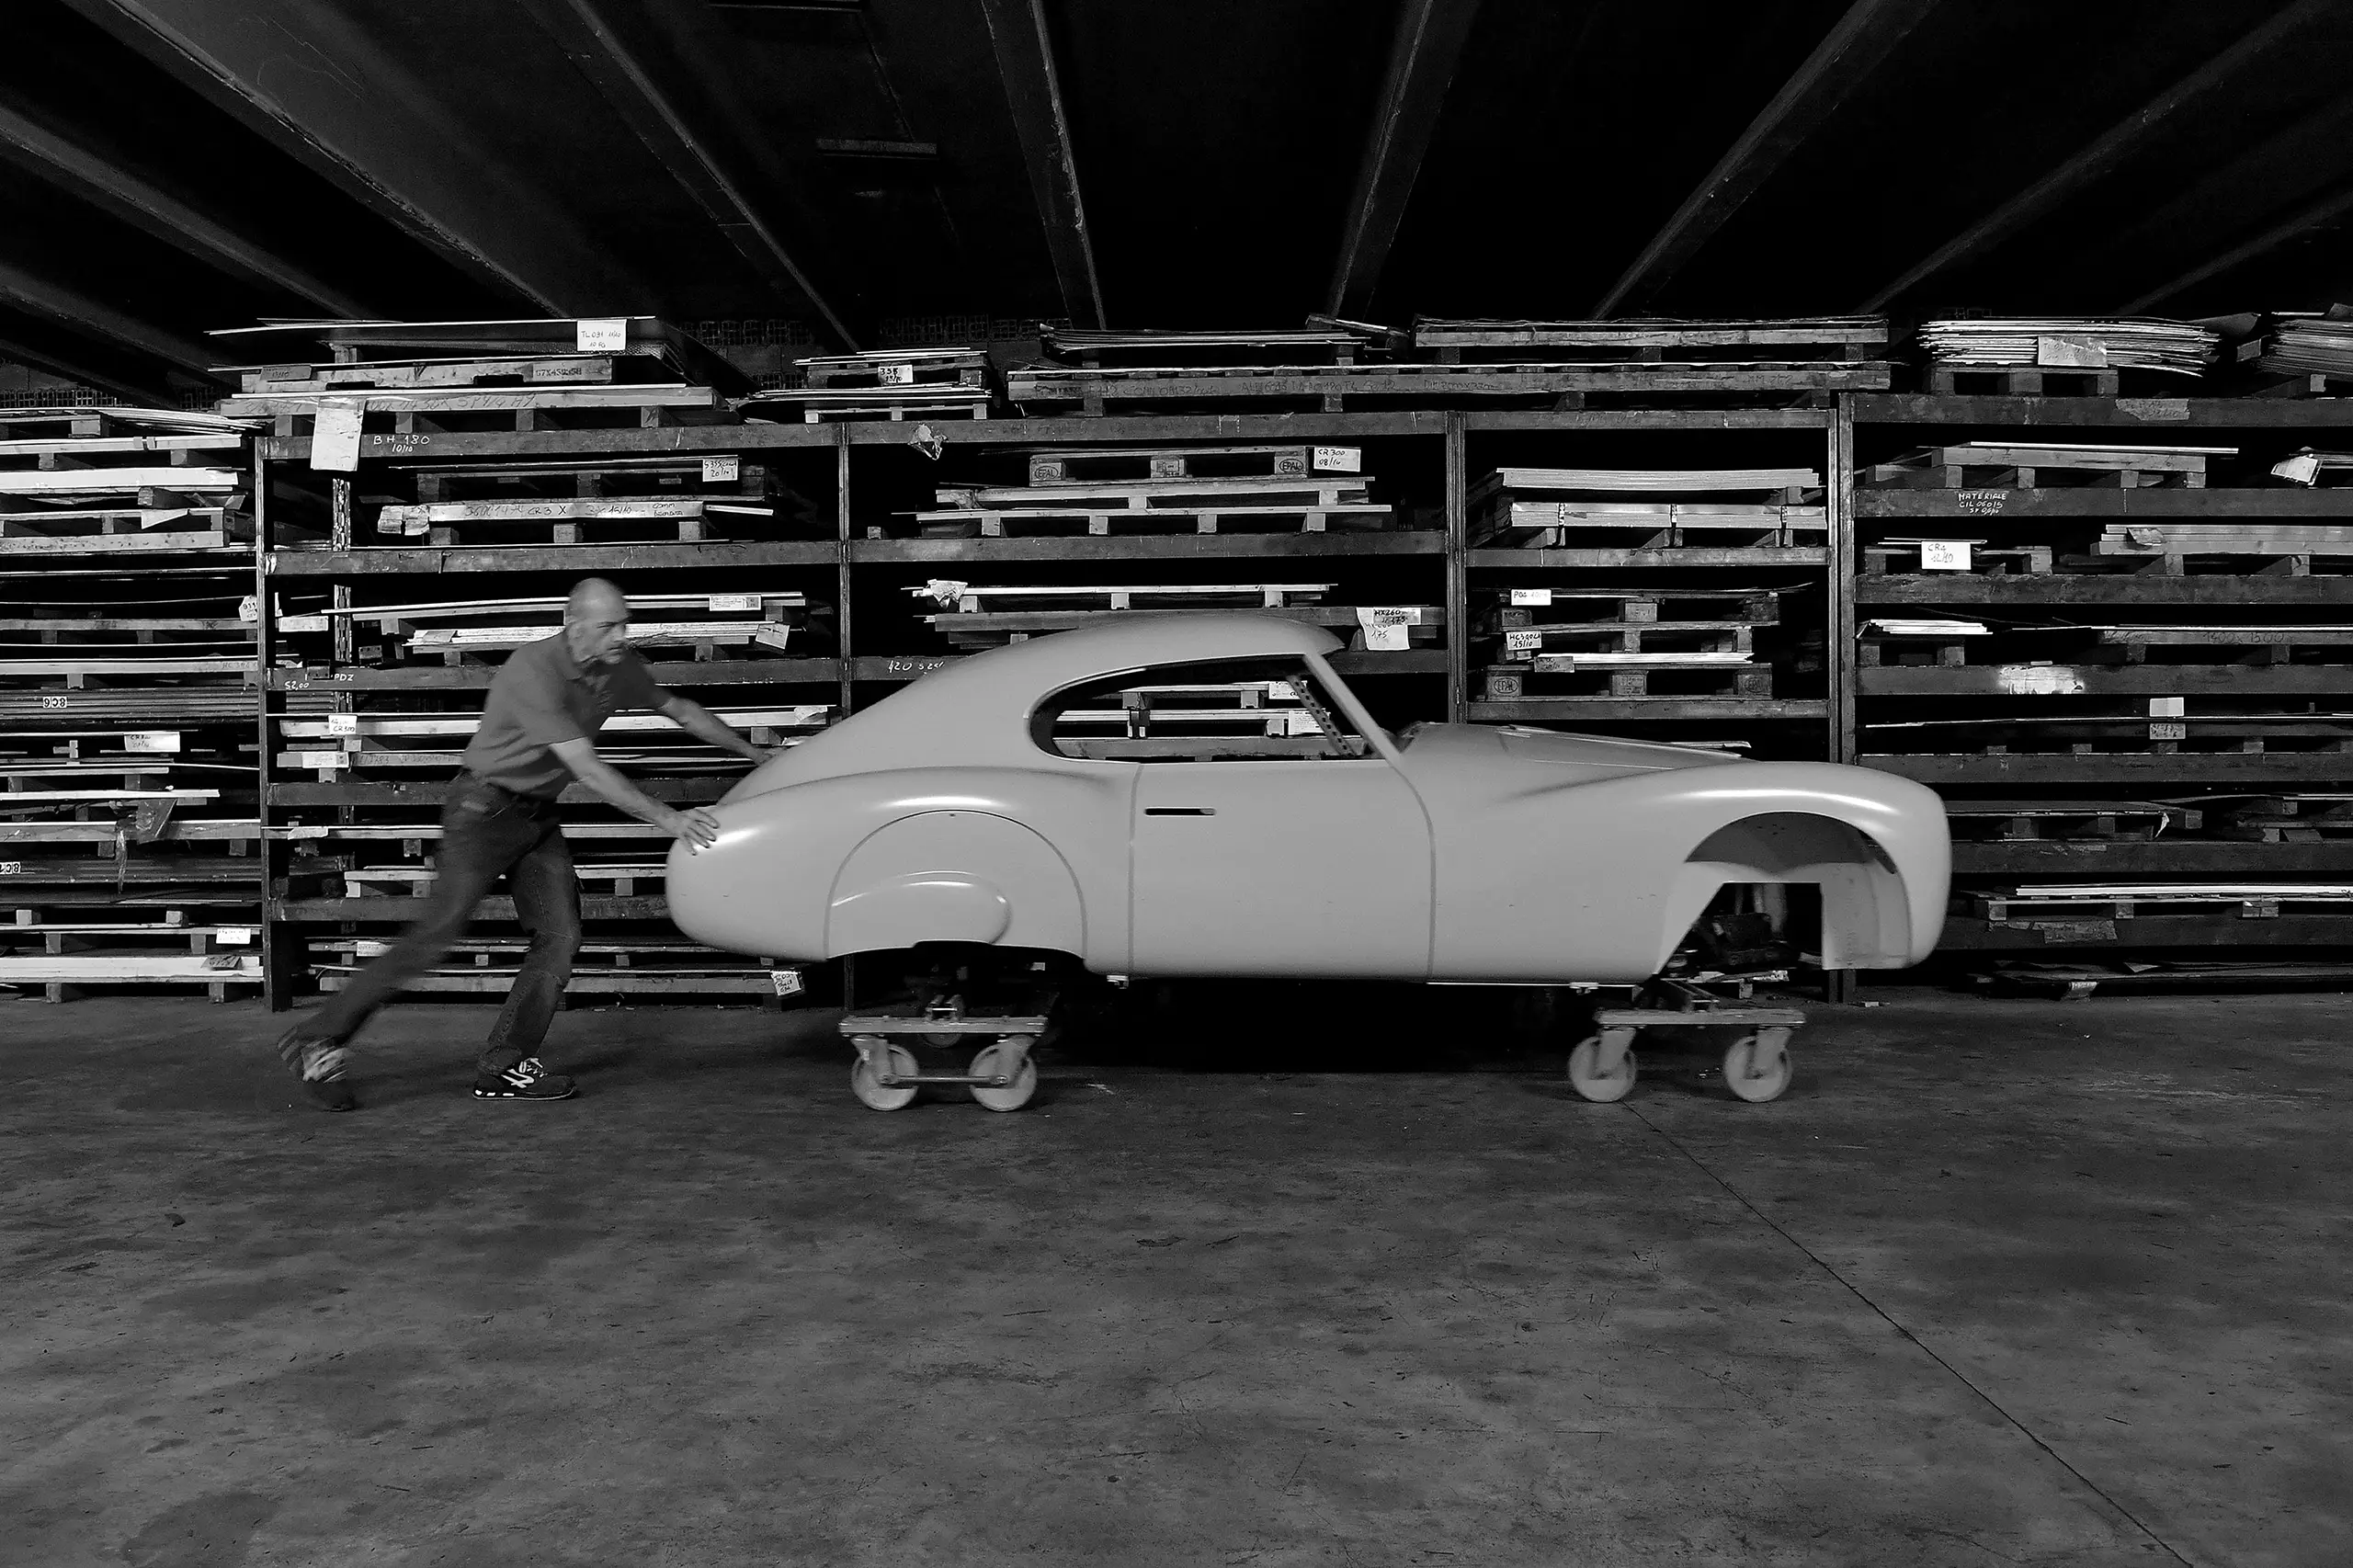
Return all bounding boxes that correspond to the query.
[4,2,2350,1564]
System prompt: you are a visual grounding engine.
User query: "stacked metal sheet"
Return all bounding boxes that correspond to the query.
[2256,316,2353,381]
[1918,318,2220,377]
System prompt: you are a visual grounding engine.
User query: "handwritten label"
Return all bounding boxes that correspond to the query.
[1504,630,1544,653]
[1919,540,1973,571]
[886,657,951,675]
[1355,606,1421,651]
[216,926,254,946]
[309,399,365,472]
[1507,588,1552,607]
[1313,445,1362,473]
[363,433,432,452]
[700,456,740,483]
[1956,490,2009,517]
[769,968,805,996]
[708,594,761,612]
[125,733,181,754]
[575,317,629,353]
[2148,722,2187,741]
[878,363,914,385]
[324,712,359,736]
[1995,665,2086,697]
[238,595,259,623]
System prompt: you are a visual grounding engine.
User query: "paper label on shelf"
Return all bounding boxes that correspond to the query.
[708,594,762,612]
[575,317,629,353]
[878,363,915,385]
[1268,681,1299,702]
[700,456,740,483]
[215,927,254,946]
[1504,630,1544,652]
[0,862,23,876]
[768,968,805,996]
[2148,698,2186,718]
[124,733,181,753]
[1956,490,2008,517]
[238,595,259,623]
[308,400,365,472]
[2148,722,2187,741]
[2035,335,2108,368]
[2273,454,2323,485]
[1355,606,1419,651]
[1279,710,1325,736]
[1507,588,1552,607]
[278,615,330,632]
[1313,445,1362,473]
[354,938,391,957]
[1995,665,2086,697]
[1919,540,1973,571]
[324,712,359,736]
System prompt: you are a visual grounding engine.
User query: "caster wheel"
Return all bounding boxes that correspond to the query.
[1567,1036,1637,1103]
[1722,1034,1793,1104]
[850,1039,920,1110]
[968,1040,1038,1112]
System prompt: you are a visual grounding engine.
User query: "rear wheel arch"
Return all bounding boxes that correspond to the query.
[1660,812,1914,971]
[824,811,1085,959]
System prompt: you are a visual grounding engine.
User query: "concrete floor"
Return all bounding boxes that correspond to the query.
[1,986,2347,1568]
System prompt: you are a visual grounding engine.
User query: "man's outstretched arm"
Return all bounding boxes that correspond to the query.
[547,736,719,851]
[657,693,770,762]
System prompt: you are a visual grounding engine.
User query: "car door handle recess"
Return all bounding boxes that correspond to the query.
[1144,807,1215,816]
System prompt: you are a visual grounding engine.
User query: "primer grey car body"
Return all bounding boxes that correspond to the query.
[665,614,1949,982]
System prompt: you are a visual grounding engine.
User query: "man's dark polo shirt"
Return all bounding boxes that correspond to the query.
[461,632,666,799]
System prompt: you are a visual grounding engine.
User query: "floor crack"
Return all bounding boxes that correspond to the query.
[1625,1104,2197,1568]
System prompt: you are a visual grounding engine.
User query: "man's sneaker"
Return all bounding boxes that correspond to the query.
[472,1057,577,1101]
[275,1029,355,1113]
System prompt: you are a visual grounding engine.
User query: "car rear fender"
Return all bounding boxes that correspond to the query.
[826,811,1084,959]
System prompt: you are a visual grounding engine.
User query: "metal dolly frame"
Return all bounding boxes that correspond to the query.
[838,999,1050,1111]
[1566,978,1803,1104]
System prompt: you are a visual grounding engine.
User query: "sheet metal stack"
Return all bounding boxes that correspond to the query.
[742,348,994,424]
[1917,317,2221,389]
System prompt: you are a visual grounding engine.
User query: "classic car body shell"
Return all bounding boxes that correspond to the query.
[665,614,1949,983]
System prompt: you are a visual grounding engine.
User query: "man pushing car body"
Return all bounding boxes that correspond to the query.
[274,577,766,1111]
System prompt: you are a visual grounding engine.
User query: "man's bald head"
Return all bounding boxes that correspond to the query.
[566,577,627,621]
[562,578,631,666]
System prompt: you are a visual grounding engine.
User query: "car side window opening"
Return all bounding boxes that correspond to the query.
[1029,656,1381,764]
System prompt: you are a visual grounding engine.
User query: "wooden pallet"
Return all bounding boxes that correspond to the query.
[1041,326,1369,367]
[363,497,726,547]
[1005,361,1888,414]
[1020,444,1359,485]
[1492,620,1756,660]
[1410,316,1888,363]
[1481,587,1785,631]
[1472,501,1826,550]
[1972,885,2353,922]
[0,949,261,1001]
[1862,542,2053,575]
[223,353,689,395]
[232,385,729,438]
[1939,801,2200,842]
[740,387,991,424]
[1478,660,1770,701]
[2207,794,2353,842]
[1975,957,2353,998]
[0,432,246,468]
[916,504,1395,539]
[912,583,1331,615]
[927,604,1441,650]
[1864,443,2222,490]
[0,407,257,440]
[1923,367,2127,396]
[795,349,989,390]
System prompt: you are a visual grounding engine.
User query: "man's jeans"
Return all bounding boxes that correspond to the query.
[305,777,582,1074]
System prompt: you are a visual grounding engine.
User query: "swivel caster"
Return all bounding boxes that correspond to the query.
[1722,1029,1794,1104]
[1567,1031,1638,1103]
[967,1039,1039,1112]
[849,1037,920,1110]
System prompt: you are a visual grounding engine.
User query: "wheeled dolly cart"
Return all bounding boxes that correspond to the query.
[839,995,1050,1111]
[1565,978,1803,1104]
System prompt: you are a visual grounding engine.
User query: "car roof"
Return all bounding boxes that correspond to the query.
[778,611,1347,779]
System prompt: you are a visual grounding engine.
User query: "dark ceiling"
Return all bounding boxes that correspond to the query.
[6,0,2353,400]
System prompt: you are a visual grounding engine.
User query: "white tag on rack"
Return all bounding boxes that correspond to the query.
[1507,588,1552,607]
[768,968,806,996]
[324,712,359,736]
[1504,630,1544,653]
[2273,454,2323,486]
[278,614,330,632]
[124,732,181,753]
[237,595,259,623]
[1355,606,1419,651]
[707,594,762,613]
[575,317,629,353]
[1313,445,1362,473]
[215,926,254,946]
[309,400,364,472]
[2148,698,2187,718]
[1919,540,1972,571]
[700,455,741,483]
[878,363,915,385]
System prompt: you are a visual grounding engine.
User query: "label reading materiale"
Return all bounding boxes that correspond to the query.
[700,456,741,483]
[1507,588,1552,607]
[1957,490,2008,517]
[708,594,762,612]
[1919,540,1973,571]
[769,968,805,996]
[309,400,364,472]
[575,317,629,353]
[1313,446,1363,473]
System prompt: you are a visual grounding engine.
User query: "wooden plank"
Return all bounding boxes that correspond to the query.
[1466,547,1827,568]
[1861,666,2353,697]
[1954,841,2353,876]
[1939,912,2353,950]
[267,541,839,575]
[1857,490,2353,520]
[218,385,718,416]
[267,778,729,809]
[1865,754,2353,785]
[851,534,1444,564]
[273,896,669,922]
[266,658,839,690]
[1469,699,1825,722]
[1848,395,2353,428]
[1008,365,1892,398]
[1858,574,2353,606]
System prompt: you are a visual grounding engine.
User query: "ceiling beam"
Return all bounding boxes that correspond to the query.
[519,0,867,350]
[2123,179,2353,314]
[1592,0,1934,318]
[0,99,371,318]
[67,0,644,313]
[0,260,225,381]
[975,0,1103,329]
[1327,0,1484,319]
[1859,0,2341,312]
[0,332,176,403]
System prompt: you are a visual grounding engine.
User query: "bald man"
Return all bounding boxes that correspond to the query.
[274,578,766,1111]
